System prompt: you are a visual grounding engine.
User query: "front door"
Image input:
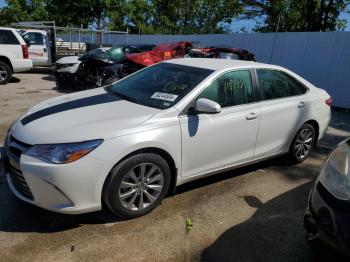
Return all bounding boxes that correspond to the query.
[179,69,260,178]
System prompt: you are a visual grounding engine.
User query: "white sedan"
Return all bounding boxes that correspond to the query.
[2,58,331,218]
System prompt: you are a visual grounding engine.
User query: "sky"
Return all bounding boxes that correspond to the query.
[0,0,349,32]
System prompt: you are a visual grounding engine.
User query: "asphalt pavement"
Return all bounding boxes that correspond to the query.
[0,72,349,261]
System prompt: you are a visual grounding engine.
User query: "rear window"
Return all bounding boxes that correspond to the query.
[0,30,20,45]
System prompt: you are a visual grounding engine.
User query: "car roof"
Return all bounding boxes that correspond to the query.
[165,58,282,71]
[0,27,16,31]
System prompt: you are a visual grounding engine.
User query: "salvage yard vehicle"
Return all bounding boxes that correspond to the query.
[55,45,155,89]
[12,21,129,67]
[57,41,257,91]
[1,59,331,218]
[54,47,111,89]
[0,27,33,84]
[304,137,350,256]
[186,46,256,61]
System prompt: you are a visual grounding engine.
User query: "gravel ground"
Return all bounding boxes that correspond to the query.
[0,72,349,262]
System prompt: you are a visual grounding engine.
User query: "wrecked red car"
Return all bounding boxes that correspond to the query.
[126,41,193,67]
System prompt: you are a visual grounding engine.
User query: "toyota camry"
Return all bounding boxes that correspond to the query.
[2,58,331,218]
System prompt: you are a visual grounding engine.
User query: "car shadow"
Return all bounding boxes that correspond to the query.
[200,182,349,262]
[9,77,20,83]
[42,75,54,81]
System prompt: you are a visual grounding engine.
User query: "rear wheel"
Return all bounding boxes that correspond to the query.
[0,61,12,85]
[288,123,315,163]
[103,153,171,219]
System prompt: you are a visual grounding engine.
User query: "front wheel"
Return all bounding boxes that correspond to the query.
[288,123,316,163]
[103,153,171,219]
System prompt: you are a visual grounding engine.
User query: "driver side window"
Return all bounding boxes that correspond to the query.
[198,70,255,108]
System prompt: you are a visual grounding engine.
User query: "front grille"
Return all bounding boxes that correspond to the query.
[6,135,34,200]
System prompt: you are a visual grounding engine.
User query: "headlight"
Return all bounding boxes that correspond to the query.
[318,140,350,200]
[25,139,103,164]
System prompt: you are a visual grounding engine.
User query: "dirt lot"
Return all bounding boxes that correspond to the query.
[0,72,350,262]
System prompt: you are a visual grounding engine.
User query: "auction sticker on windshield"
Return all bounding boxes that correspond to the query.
[151,92,178,102]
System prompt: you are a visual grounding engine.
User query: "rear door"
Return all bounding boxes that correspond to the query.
[253,69,309,159]
[22,32,49,66]
[179,69,260,178]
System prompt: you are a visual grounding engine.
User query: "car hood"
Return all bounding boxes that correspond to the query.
[56,56,80,64]
[10,88,161,145]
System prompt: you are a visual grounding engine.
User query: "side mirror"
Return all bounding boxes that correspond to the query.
[194,98,221,114]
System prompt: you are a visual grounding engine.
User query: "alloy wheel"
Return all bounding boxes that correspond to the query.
[118,163,164,211]
[294,128,314,160]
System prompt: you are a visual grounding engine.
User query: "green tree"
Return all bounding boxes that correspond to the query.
[0,0,43,26]
[243,0,350,32]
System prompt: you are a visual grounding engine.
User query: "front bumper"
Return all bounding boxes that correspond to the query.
[305,182,350,256]
[3,136,111,214]
[54,71,81,90]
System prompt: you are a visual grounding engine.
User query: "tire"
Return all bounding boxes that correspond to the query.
[288,123,316,164]
[0,61,12,85]
[103,153,171,219]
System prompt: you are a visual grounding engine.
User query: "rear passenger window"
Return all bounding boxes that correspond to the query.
[22,32,44,45]
[257,69,307,100]
[0,30,20,45]
[198,70,255,108]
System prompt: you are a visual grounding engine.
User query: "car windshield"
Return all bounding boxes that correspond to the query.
[104,46,126,61]
[106,63,213,109]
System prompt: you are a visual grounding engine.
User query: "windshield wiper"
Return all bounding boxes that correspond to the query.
[105,86,138,104]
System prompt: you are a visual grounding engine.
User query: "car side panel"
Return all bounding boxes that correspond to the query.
[89,119,182,196]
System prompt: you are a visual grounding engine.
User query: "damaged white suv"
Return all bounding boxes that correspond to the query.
[2,58,331,218]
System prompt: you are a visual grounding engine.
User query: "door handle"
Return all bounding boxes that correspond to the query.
[246,111,259,120]
[298,102,305,108]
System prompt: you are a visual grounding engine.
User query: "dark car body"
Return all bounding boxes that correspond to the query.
[305,138,350,256]
[187,47,256,61]
[55,44,155,89]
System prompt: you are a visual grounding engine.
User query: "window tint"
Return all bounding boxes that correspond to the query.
[0,30,20,45]
[22,32,44,45]
[257,69,307,100]
[198,70,255,108]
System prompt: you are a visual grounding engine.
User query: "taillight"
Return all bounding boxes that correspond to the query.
[325,97,333,107]
[21,45,29,59]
